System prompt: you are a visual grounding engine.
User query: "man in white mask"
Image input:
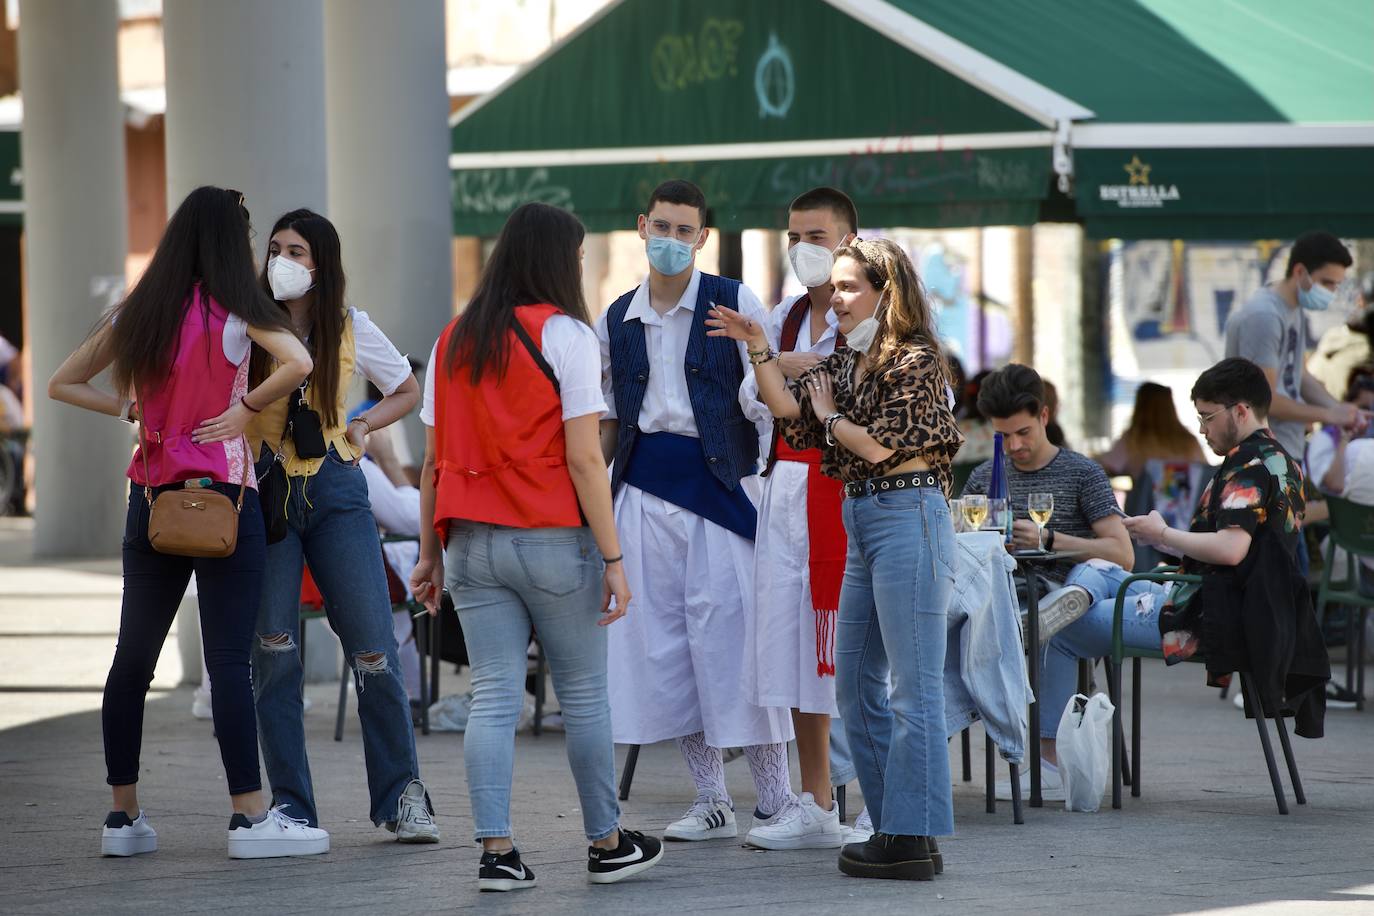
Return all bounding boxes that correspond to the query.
[739,187,873,849]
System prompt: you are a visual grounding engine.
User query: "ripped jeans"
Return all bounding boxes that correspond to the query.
[252,448,420,826]
[1039,559,1171,739]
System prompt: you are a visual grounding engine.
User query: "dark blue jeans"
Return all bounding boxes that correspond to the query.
[105,483,266,795]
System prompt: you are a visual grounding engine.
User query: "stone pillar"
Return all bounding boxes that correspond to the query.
[324,0,452,450]
[162,1,337,681]
[19,0,129,557]
[162,0,328,234]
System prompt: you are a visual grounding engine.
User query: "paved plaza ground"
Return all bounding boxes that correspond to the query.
[2,517,1372,915]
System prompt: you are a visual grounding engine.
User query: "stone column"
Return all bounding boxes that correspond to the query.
[19,0,129,556]
[162,1,336,680]
[162,0,328,234]
[324,0,452,439]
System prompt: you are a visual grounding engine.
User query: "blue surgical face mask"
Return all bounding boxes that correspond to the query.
[646,235,696,276]
[1298,273,1335,312]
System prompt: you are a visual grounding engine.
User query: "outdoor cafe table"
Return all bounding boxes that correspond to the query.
[1013,548,1085,808]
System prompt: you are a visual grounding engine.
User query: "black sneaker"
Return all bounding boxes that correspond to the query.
[838,833,936,880]
[1326,682,1361,709]
[587,828,665,884]
[478,848,536,892]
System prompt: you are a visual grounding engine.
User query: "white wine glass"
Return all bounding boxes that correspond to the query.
[1028,492,1054,551]
[962,494,987,532]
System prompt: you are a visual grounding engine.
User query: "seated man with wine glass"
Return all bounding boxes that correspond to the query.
[959,364,1135,800]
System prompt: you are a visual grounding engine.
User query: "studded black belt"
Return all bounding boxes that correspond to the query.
[843,471,940,499]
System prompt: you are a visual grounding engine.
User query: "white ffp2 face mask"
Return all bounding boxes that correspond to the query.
[267,255,315,301]
[789,239,844,288]
[845,292,884,355]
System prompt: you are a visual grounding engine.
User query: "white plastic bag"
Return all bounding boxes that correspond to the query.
[1055,692,1115,812]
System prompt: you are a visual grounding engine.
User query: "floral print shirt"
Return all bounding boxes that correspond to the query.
[1170,428,1305,609]
[778,342,964,493]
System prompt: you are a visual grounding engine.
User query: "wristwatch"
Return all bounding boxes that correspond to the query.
[1045,528,1056,551]
[118,399,137,424]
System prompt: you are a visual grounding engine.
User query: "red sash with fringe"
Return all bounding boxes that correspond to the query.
[767,296,847,676]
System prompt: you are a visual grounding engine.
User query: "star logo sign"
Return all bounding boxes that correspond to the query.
[1123,155,1152,186]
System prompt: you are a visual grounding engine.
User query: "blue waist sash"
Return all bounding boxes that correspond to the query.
[622,432,756,540]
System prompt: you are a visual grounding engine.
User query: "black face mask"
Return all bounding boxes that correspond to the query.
[287,384,327,459]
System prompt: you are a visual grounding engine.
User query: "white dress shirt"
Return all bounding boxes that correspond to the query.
[596,269,770,440]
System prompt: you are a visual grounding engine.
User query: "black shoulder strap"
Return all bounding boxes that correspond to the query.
[511,317,560,394]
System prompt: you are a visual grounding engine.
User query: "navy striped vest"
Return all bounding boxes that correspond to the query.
[607,273,758,494]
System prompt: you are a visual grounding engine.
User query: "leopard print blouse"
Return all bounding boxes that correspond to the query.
[779,342,964,495]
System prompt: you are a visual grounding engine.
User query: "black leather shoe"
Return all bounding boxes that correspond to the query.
[928,836,944,874]
[837,833,935,880]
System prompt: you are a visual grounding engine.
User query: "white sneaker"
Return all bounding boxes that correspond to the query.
[745,792,843,850]
[385,778,440,843]
[1027,585,1093,645]
[842,807,874,845]
[995,760,1065,802]
[102,810,157,857]
[664,797,736,841]
[227,806,330,859]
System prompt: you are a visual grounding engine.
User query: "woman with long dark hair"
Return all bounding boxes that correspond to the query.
[709,239,962,881]
[49,186,326,859]
[410,202,662,891]
[244,209,436,842]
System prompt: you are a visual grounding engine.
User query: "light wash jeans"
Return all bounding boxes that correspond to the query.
[836,487,955,838]
[253,449,421,827]
[446,520,620,842]
[1040,559,1171,738]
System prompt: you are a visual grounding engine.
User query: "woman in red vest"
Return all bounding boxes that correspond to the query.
[411,202,663,892]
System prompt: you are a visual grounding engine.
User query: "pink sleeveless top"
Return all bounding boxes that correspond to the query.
[127,285,256,489]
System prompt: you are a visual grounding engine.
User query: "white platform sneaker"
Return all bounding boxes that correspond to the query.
[227,806,330,859]
[102,811,157,857]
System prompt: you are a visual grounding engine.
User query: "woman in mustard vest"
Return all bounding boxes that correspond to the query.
[246,209,437,843]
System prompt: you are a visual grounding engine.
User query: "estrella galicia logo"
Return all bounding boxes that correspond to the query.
[1098,155,1181,209]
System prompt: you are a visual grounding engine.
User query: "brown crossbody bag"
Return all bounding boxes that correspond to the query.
[136,394,249,558]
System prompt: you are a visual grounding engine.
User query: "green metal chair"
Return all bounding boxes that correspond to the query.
[1313,496,1373,712]
[1108,569,1307,814]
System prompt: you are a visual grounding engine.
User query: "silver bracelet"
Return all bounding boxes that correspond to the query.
[823,412,844,446]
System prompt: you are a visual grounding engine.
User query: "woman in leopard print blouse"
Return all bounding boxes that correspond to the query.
[709,238,959,881]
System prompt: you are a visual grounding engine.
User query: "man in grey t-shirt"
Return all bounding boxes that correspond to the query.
[1223,231,1361,460]
[960,364,1134,587]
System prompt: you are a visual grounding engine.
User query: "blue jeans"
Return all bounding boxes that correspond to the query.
[446,520,620,843]
[1040,560,1171,739]
[253,449,420,826]
[836,487,955,838]
[108,483,265,794]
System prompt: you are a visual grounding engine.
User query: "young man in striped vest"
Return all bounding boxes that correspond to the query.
[741,187,873,849]
[596,180,794,842]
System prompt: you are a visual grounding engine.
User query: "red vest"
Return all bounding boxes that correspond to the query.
[433,303,582,542]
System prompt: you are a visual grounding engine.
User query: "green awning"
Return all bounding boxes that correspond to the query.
[450,0,1068,235]
[452,0,1374,239]
[896,0,1374,238]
